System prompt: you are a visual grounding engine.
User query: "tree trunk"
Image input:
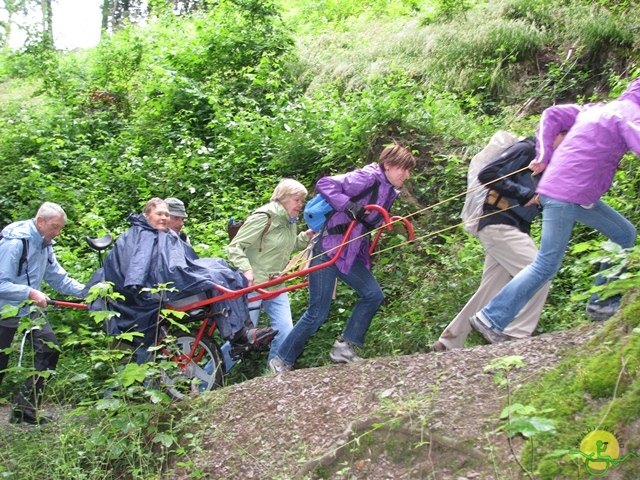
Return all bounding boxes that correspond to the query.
[101,0,112,33]
[40,0,53,44]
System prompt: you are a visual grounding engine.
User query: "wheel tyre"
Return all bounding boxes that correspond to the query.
[160,332,224,401]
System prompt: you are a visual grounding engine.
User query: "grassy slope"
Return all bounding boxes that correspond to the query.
[1,0,639,478]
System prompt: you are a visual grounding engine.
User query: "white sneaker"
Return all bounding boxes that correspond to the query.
[268,356,293,374]
[329,339,363,364]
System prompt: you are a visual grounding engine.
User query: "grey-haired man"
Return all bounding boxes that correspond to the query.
[164,197,190,244]
[0,202,85,425]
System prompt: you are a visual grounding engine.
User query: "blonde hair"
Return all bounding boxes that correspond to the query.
[270,178,308,202]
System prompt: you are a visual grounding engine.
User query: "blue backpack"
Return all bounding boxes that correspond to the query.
[303,195,334,232]
[303,180,380,233]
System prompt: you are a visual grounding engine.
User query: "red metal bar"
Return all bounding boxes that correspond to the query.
[48,300,88,309]
[172,204,398,311]
[51,206,413,314]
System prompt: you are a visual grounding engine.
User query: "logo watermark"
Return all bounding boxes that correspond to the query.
[569,426,637,476]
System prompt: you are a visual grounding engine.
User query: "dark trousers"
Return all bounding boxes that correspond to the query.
[0,317,60,413]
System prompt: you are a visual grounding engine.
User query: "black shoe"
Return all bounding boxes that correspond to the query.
[10,408,52,426]
[229,327,278,359]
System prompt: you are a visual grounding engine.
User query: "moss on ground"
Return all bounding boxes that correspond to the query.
[510,296,640,479]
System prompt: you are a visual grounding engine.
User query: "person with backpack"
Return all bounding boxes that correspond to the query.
[221,179,315,372]
[469,78,640,344]
[269,144,416,373]
[432,132,565,351]
[0,202,86,425]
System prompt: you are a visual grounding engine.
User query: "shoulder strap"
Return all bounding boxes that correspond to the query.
[0,235,29,279]
[18,238,28,277]
[350,179,380,204]
[324,179,382,236]
[253,211,272,252]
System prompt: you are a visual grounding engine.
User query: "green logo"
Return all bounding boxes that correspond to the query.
[569,429,637,476]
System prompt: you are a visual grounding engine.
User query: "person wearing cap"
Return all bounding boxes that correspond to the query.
[99,198,276,365]
[164,197,190,244]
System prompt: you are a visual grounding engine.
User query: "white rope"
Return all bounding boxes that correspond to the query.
[17,326,40,367]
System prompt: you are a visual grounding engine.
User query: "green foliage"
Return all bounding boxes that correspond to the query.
[487,355,558,477]
[575,7,636,62]
[509,306,640,479]
[1,0,640,476]
[499,404,557,438]
[430,0,472,22]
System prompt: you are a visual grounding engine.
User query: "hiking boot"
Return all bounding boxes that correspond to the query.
[469,315,510,344]
[585,302,620,321]
[232,326,277,347]
[268,356,293,374]
[329,339,363,364]
[10,408,52,426]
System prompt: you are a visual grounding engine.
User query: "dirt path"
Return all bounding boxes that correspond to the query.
[167,322,604,479]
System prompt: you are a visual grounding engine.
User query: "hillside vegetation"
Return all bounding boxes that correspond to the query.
[0,0,639,478]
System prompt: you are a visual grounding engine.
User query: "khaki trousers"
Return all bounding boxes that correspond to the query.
[439,224,551,349]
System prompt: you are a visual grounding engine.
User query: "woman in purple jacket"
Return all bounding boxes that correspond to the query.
[470,78,640,343]
[269,145,416,372]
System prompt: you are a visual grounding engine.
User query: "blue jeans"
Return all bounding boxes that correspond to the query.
[276,255,384,366]
[220,291,294,372]
[481,196,636,332]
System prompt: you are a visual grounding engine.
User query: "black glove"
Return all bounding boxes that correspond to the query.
[345,202,366,221]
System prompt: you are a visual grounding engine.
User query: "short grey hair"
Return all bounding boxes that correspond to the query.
[36,202,67,222]
[270,179,308,203]
[143,197,167,215]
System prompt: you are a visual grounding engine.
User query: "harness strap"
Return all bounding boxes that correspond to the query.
[323,179,381,237]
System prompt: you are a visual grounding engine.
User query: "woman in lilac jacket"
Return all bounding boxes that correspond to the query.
[269,145,416,372]
[469,78,640,343]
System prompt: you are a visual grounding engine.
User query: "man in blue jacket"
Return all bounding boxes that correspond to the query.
[0,202,85,425]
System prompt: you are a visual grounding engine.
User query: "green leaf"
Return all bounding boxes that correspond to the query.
[89,310,119,323]
[505,416,556,438]
[146,389,170,404]
[153,432,177,448]
[118,363,149,387]
[115,332,144,343]
[571,242,593,253]
[499,403,537,419]
[543,449,573,459]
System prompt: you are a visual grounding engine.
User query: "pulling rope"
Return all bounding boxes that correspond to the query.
[281,165,533,274]
[373,204,518,256]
